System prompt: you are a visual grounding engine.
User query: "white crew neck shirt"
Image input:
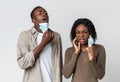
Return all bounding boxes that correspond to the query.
[37,33,53,82]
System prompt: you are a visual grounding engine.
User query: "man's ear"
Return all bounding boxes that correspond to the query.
[32,18,36,23]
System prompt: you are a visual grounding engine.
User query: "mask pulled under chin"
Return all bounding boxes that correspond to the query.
[39,22,49,33]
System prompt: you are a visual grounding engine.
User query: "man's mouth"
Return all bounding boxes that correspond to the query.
[43,18,48,22]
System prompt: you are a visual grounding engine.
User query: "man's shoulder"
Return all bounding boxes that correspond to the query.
[53,31,61,37]
[53,31,60,35]
[18,27,33,40]
[19,27,33,35]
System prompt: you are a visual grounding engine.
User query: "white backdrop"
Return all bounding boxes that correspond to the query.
[0,0,120,82]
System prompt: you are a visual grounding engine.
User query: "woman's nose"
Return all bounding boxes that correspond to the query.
[79,32,84,37]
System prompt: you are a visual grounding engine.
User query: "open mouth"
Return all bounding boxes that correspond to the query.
[43,18,48,22]
[78,38,85,43]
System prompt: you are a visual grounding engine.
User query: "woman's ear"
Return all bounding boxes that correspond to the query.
[88,35,90,38]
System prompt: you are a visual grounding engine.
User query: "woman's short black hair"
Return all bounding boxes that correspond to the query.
[70,18,97,42]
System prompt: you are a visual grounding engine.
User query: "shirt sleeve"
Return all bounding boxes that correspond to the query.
[62,48,79,78]
[58,34,63,81]
[17,31,35,69]
[89,45,106,79]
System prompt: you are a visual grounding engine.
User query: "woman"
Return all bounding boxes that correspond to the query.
[62,18,106,82]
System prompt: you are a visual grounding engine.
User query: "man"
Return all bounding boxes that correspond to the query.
[17,6,62,82]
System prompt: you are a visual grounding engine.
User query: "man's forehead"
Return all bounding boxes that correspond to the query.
[35,7,45,11]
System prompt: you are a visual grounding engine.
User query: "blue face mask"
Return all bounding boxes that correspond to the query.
[88,35,94,47]
[39,23,48,33]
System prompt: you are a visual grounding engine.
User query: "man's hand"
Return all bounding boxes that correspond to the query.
[33,30,54,59]
[41,30,54,46]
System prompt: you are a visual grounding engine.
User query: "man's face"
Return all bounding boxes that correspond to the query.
[32,7,49,23]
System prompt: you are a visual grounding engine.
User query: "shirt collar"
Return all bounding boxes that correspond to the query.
[31,26,38,34]
[31,26,39,39]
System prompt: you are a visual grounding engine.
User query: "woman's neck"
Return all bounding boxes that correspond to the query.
[81,44,88,51]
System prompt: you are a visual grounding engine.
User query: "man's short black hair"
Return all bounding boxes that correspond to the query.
[30,6,43,19]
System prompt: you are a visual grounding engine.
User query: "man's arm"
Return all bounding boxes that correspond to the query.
[33,30,54,59]
[17,31,35,69]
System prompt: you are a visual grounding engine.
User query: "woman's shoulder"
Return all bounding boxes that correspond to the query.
[94,44,105,50]
[65,47,74,53]
[64,47,74,57]
[66,46,74,50]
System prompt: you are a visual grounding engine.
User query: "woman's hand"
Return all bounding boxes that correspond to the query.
[86,47,94,61]
[72,37,81,55]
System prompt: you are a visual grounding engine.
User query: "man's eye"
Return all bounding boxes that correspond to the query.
[39,13,42,15]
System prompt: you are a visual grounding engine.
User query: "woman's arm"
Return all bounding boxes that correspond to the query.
[89,45,106,79]
[62,48,79,78]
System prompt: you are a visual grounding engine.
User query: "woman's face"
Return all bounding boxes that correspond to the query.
[75,24,89,45]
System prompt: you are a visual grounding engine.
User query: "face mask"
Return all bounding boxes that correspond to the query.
[39,23,49,33]
[88,35,94,47]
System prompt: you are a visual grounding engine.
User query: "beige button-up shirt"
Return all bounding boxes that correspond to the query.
[17,27,62,82]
